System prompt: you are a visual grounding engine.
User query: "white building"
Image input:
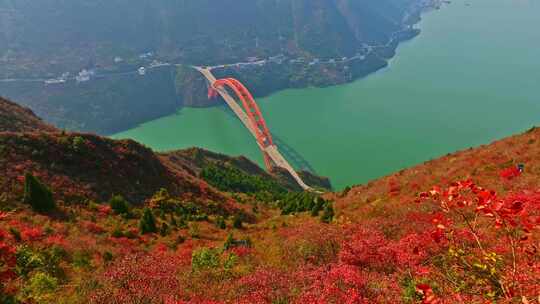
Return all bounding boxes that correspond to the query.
[139,52,154,59]
[76,69,92,83]
[44,78,66,85]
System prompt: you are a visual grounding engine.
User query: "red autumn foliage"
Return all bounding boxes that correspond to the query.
[83,221,106,234]
[0,229,16,293]
[235,268,293,303]
[90,251,182,304]
[230,246,251,258]
[295,264,368,303]
[96,205,112,216]
[500,166,522,180]
[21,227,43,242]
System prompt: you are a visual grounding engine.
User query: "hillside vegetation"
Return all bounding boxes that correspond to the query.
[1,97,539,303]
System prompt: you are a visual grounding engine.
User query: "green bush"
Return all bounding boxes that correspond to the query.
[191,248,220,272]
[16,246,45,278]
[223,233,235,250]
[71,136,86,152]
[188,222,200,239]
[321,203,335,223]
[22,272,58,303]
[223,253,238,271]
[103,251,114,263]
[215,216,226,230]
[72,250,92,269]
[9,227,21,241]
[139,208,157,234]
[278,192,333,219]
[15,246,65,279]
[160,222,170,236]
[23,173,56,213]
[111,226,125,238]
[232,215,243,229]
[109,195,130,215]
[200,164,286,197]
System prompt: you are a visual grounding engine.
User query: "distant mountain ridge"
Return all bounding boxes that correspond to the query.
[0,0,432,134]
[1,0,422,76]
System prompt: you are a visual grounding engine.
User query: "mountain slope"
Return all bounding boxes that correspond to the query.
[0,97,327,205]
[0,96,55,132]
[161,147,332,192]
[2,97,538,302]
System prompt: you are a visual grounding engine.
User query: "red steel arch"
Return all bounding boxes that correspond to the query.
[212,78,274,170]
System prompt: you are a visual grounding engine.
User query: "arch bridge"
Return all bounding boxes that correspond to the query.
[194,67,313,191]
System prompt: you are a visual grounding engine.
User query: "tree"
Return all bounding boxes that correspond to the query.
[321,203,335,223]
[223,233,235,250]
[109,195,130,215]
[233,215,243,229]
[215,216,226,230]
[139,208,157,234]
[23,173,56,213]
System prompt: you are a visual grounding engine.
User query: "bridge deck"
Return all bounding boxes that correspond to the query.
[194,67,313,191]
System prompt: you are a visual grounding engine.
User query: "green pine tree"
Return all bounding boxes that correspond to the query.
[320,203,335,223]
[215,216,226,230]
[232,214,243,229]
[23,172,56,213]
[139,208,157,234]
[223,233,235,250]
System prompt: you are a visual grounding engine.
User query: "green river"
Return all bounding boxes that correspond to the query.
[114,0,540,190]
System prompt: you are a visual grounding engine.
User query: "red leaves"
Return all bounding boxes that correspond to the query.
[236,268,293,303]
[83,221,106,234]
[418,179,539,232]
[21,227,43,242]
[430,213,451,243]
[295,264,368,304]
[500,166,522,180]
[231,246,251,258]
[97,205,112,216]
[44,234,67,247]
[0,229,16,293]
[90,251,182,304]
[0,211,8,221]
[416,284,440,304]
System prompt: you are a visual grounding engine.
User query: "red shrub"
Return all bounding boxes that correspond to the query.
[0,229,16,293]
[83,221,106,234]
[21,227,43,242]
[43,234,67,248]
[500,166,521,180]
[295,264,368,304]
[97,205,112,216]
[89,251,182,304]
[235,268,293,303]
[339,227,396,271]
[231,246,251,258]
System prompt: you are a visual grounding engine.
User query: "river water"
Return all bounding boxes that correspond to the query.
[113,0,540,189]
